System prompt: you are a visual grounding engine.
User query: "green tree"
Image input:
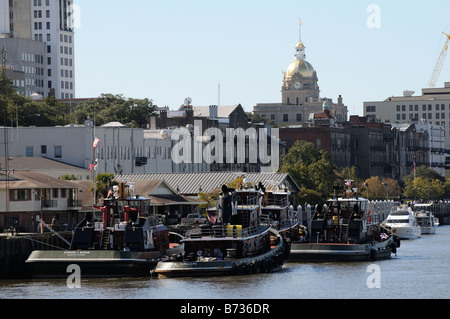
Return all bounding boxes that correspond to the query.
[67,94,156,127]
[403,165,445,184]
[280,140,337,204]
[403,177,445,200]
[90,173,116,203]
[363,176,400,200]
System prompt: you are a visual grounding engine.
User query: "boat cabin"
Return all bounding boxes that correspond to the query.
[181,185,273,261]
[309,197,378,244]
[70,183,169,253]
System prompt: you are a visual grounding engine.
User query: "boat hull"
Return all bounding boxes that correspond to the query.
[420,225,438,234]
[288,237,397,262]
[25,250,166,278]
[390,226,421,239]
[152,238,288,278]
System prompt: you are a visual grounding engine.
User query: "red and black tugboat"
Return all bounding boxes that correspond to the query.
[26,182,183,278]
[152,184,288,278]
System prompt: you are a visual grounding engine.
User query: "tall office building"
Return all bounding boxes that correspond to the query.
[0,0,75,98]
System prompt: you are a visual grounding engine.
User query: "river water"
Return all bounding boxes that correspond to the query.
[1,226,450,300]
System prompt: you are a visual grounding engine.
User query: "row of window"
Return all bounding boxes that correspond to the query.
[396,113,448,121]
[33,9,51,19]
[366,103,450,113]
[99,146,172,160]
[21,53,44,64]
[60,46,73,55]
[34,21,51,30]
[33,0,52,6]
[26,145,62,158]
[61,81,73,90]
[61,69,73,79]
[261,114,303,122]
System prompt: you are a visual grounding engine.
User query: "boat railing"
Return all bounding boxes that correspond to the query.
[263,196,289,207]
[184,219,271,240]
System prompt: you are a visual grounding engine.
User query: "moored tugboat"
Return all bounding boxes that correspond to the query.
[152,185,288,278]
[26,182,184,278]
[289,182,400,262]
[259,181,301,244]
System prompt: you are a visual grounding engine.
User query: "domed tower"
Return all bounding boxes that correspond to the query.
[282,39,320,105]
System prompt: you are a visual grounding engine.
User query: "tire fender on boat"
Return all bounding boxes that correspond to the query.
[369,249,377,261]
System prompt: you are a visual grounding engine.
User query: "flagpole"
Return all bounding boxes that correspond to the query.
[299,18,302,42]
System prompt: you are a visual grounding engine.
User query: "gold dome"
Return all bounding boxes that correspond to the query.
[285,59,315,78]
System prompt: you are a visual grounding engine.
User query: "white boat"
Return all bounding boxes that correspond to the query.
[382,207,421,239]
[412,204,439,234]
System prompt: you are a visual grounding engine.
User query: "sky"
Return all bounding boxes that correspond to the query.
[74,0,450,116]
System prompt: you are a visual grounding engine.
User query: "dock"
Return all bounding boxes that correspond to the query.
[0,232,72,279]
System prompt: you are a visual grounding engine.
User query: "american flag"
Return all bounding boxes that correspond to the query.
[93,137,100,149]
[207,212,216,224]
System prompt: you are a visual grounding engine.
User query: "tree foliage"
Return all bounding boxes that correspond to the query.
[67,94,157,127]
[0,83,157,128]
[280,140,337,204]
[403,177,445,200]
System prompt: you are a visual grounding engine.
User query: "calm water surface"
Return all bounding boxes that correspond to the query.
[1,225,450,299]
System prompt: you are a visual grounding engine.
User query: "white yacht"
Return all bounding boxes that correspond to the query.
[413,204,439,234]
[382,207,421,239]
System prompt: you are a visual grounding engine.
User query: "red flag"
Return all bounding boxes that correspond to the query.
[299,19,303,26]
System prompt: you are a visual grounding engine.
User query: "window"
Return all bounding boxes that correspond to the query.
[366,105,376,112]
[54,146,62,158]
[41,145,47,154]
[316,138,322,149]
[13,190,29,201]
[283,114,289,122]
[26,146,34,157]
[436,104,440,111]
[52,188,59,198]
[397,105,400,112]
[271,114,275,121]
[296,114,302,122]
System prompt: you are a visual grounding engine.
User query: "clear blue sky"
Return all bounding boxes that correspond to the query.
[74,0,450,115]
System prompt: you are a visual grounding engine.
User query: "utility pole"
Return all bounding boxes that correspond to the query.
[1,47,11,229]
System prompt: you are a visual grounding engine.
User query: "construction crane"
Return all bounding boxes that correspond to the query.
[429,32,450,88]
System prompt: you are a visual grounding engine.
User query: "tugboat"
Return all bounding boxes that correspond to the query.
[152,185,288,278]
[289,182,400,262]
[26,182,184,278]
[259,181,301,244]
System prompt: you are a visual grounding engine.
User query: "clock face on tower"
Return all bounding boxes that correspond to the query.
[294,82,301,89]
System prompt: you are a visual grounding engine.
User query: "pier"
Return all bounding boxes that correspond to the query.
[0,232,71,279]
